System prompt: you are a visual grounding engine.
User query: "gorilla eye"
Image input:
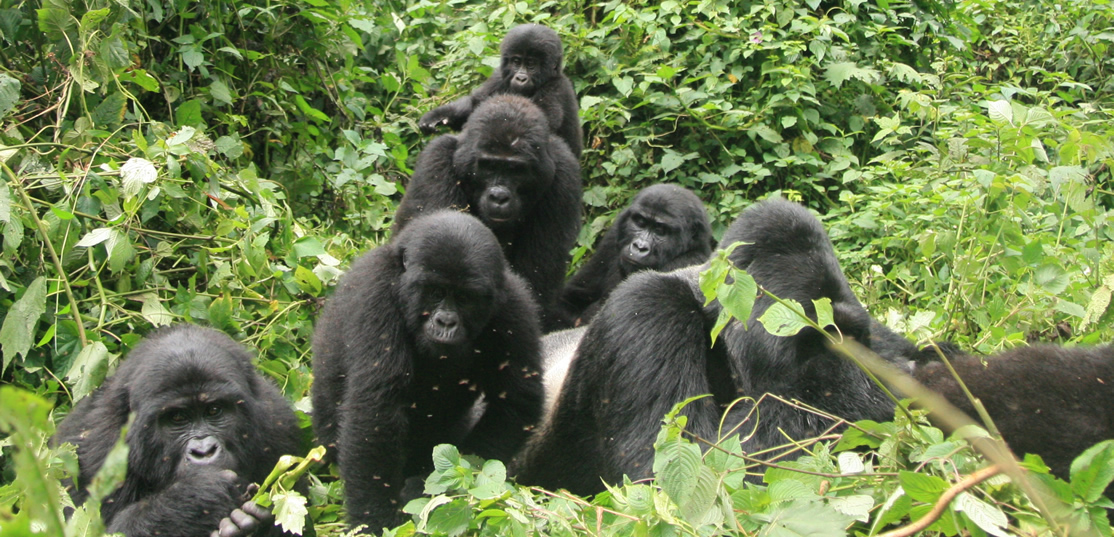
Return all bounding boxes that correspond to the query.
[168,410,189,425]
[631,214,648,227]
[205,404,222,417]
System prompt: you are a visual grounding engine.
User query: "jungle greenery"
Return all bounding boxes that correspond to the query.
[1,0,1113,534]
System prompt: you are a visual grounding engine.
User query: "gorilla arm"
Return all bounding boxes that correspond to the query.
[393,136,471,233]
[460,272,545,463]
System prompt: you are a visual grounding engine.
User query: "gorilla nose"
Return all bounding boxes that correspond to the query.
[433,311,459,330]
[186,436,221,464]
[513,73,529,85]
[630,238,651,257]
[487,188,512,208]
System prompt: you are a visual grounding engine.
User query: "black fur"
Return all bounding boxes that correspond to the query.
[560,184,713,327]
[397,95,582,330]
[915,344,1114,481]
[312,211,545,533]
[517,199,909,495]
[418,24,582,158]
[54,325,300,537]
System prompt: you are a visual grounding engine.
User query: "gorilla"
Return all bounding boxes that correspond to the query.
[915,344,1114,482]
[312,211,545,533]
[559,184,714,327]
[516,199,913,495]
[397,95,582,330]
[54,324,301,537]
[419,23,582,158]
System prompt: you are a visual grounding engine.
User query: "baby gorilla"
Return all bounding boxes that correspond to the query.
[312,211,545,533]
[419,23,581,157]
[54,325,301,537]
[560,184,714,327]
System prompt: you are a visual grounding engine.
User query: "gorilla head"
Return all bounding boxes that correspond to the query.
[452,94,557,231]
[499,24,563,95]
[396,212,507,352]
[54,325,300,535]
[617,184,713,276]
[557,184,713,328]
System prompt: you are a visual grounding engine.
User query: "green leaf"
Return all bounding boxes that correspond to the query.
[1,276,47,372]
[758,500,854,537]
[78,8,109,32]
[294,265,322,295]
[750,124,784,144]
[138,292,173,327]
[758,300,810,337]
[92,92,127,127]
[292,236,326,258]
[176,99,203,126]
[273,491,309,535]
[208,294,235,331]
[828,495,874,522]
[813,297,834,331]
[898,470,947,503]
[954,492,1009,537]
[210,80,233,106]
[718,268,756,326]
[987,100,1013,126]
[660,150,687,173]
[0,73,20,119]
[1071,440,1114,503]
[294,94,330,123]
[119,69,160,92]
[824,62,881,88]
[426,498,472,537]
[37,0,74,42]
[120,157,158,199]
[85,421,129,501]
[65,341,110,402]
[654,438,702,507]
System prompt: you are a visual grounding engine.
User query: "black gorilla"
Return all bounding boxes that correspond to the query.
[312,211,545,533]
[419,24,582,158]
[560,184,714,327]
[397,95,582,330]
[915,344,1114,482]
[54,325,301,537]
[517,199,914,495]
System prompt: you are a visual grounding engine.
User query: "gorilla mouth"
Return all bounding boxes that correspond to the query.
[425,325,467,346]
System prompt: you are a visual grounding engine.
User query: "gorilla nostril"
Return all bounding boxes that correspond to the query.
[187,436,220,462]
[433,312,459,330]
[631,240,651,255]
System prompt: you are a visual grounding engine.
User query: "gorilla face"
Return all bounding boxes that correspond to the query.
[617,186,710,275]
[397,214,505,353]
[159,399,239,475]
[456,96,556,232]
[500,24,562,95]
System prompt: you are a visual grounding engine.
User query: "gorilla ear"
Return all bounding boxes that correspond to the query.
[399,244,411,271]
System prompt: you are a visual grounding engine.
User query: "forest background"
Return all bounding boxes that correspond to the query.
[2,0,1114,535]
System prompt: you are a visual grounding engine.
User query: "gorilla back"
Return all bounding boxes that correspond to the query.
[397,95,582,330]
[312,211,545,533]
[54,324,301,537]
[519,199,909,495]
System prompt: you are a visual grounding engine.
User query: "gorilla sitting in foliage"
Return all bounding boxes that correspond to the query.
[559,184,714,327]
[397,95,582,330]
[313,211,545,533]
[418,23,582,158]
[54,325,301,537]
[915,344,1114,483]
[517,199,915,495]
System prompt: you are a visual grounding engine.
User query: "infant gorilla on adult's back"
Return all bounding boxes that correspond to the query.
[312,211,545,533]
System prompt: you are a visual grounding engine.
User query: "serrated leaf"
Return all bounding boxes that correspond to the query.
[292,236,326,258]
[273,491,308,535]
[210,80,233,106]
[719,269,756,326]
[215,136,242,158]
[759,500,854,537]
[898,471,947,503]
[758,300,810,337]
[837,452,865,474]
[426,498,472,537]
[1071,440,1114,503]
[580,95,602,111]
[987,100,1013,126]
[661,150,687,173]
[1082,283,1112,330]
[120,157,158,199]
[655,439,702,506]
[107,229,135,273]
[824,62,881,89]
[1034,264,1069,294]
[954,492,1009,537]
[0,277,47,372]
[138,292,173,327]
[828,495,873,522]
[66,341,110,402]
[0,73,20,119]
[176,100,202,126]
[167,126,196,146]
[76,227,112,247]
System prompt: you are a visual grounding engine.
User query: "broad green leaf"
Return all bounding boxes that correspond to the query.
[828,495,874,522]
[898,470,947,503]
[837,452,865,474]
[167,125,196,146]
[987,100,1013,126]
[119,69,159,92]
[176,99,203,126]
[0,277,47,372]
[292,236,326,258]
[294,94,330,123]
[92,92,127,127]
[76,227,112,247]
[954,492,1009,537]
[758,500,854,537]
[1071,440,1114,503]
[65,341,110,402]
[0,73,20,119]
[1081,277,1113,330]
[655,439,702,506]
[107,229,136,273]
[120,157,158,199]
[426,498,472,537]
[273,491,309,535]
[758,300,809,337]
[138,293,173,327]
[210,80,233,106]
[824,62,881,88]
[813,297,834,331]
[750,124,783,144]
[719,269,756,326]
[660,150,687,173]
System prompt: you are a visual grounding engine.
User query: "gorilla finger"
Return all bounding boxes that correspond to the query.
[229,508,261,531]
[217,516,242,537]
[239,500,273,521]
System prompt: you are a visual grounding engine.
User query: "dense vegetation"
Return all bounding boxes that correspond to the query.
[1,0,1113,535]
